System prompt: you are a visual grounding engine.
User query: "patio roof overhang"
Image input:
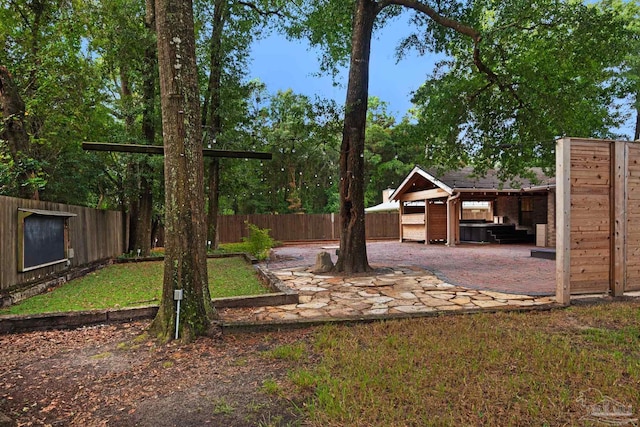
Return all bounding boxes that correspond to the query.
[391,166,556,203]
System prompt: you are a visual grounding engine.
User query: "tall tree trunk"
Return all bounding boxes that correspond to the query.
[150,0,216,342]
[0,65,39,199]
[120,69,135,130]
[134,1,159,257]
[202,0,227,249]
[121,71,141,253]
[134,175,153,254]
[0,67,29,156]
[127,173,139,253]
[334,0,377,273]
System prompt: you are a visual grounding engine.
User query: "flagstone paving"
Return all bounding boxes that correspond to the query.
[219,266,557,325]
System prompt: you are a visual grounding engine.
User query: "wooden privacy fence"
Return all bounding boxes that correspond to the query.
[556,137,640,304]
[217,212,399,243]
[0,195,125,292]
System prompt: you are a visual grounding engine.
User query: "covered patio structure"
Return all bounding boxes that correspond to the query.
[390,166,555,246]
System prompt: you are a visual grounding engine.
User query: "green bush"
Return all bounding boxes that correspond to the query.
[243,223,276,260]
[217,223,277,261]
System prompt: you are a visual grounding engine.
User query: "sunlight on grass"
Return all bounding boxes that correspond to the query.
[286,302,640,426]
[1,257,267,315]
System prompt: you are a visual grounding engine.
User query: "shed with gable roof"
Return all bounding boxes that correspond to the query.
[390,166,555,246]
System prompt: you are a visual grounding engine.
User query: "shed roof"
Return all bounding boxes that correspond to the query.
[364,200,400,212]
[435,167,555,191]
[391,166,555,201]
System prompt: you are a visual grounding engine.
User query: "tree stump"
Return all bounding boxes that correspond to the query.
[312,251,334,274]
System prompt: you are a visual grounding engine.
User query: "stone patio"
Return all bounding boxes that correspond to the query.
[219,265,557,326]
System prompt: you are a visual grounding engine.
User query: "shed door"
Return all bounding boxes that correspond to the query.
[428,201,447,242]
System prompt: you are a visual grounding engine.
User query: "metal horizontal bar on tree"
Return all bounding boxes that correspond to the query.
[82,142,272,160]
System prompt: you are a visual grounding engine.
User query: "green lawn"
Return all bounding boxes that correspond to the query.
[1,257,268,316]
[275,300,640,426]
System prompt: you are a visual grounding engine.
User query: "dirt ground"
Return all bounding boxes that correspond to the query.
[0,321,313,427]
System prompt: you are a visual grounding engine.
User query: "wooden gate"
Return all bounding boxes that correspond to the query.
[556,138,640,303]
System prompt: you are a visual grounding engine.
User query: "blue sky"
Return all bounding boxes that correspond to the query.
[249,13,438,120]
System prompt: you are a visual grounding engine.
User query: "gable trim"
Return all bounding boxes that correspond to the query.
[390,166,453,201]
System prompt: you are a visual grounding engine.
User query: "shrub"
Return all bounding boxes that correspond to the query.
[243,222,276,261]
[216,223,277,261]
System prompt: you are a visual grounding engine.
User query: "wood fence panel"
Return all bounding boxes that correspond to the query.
[0,196,124,291]
[217,213,398,243]
[568,139,612,294]
[365,213,399,239]
[625,144,640,291]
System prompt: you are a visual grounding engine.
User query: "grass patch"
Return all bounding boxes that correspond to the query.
[1,257,268,316]
[211,398,234,415]
[261,378,282,395]
[209,257,267,298]
[264,343,307,361]
[286,301,640,426]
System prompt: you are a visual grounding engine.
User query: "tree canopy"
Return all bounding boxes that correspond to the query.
[2,0,637,209]
[410,0,634,177]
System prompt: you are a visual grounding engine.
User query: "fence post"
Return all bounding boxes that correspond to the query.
[612,140,627,296]
[556,137,571,305]
[331,212,335,240]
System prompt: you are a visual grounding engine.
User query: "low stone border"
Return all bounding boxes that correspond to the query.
[220,302,565,334]
[0,294,299,335]
[0,255,298,334]
[0,306,159,334]
[115,252,259,265]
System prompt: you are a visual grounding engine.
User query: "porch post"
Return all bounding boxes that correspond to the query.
[398,200,403,242]
[424,199,430,244]
[454,200,460,244]
[446,197,456,247]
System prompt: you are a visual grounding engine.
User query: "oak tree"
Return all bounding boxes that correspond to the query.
[151,0,216,341]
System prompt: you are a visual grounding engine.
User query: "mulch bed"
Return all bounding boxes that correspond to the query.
[0,321,314,426]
